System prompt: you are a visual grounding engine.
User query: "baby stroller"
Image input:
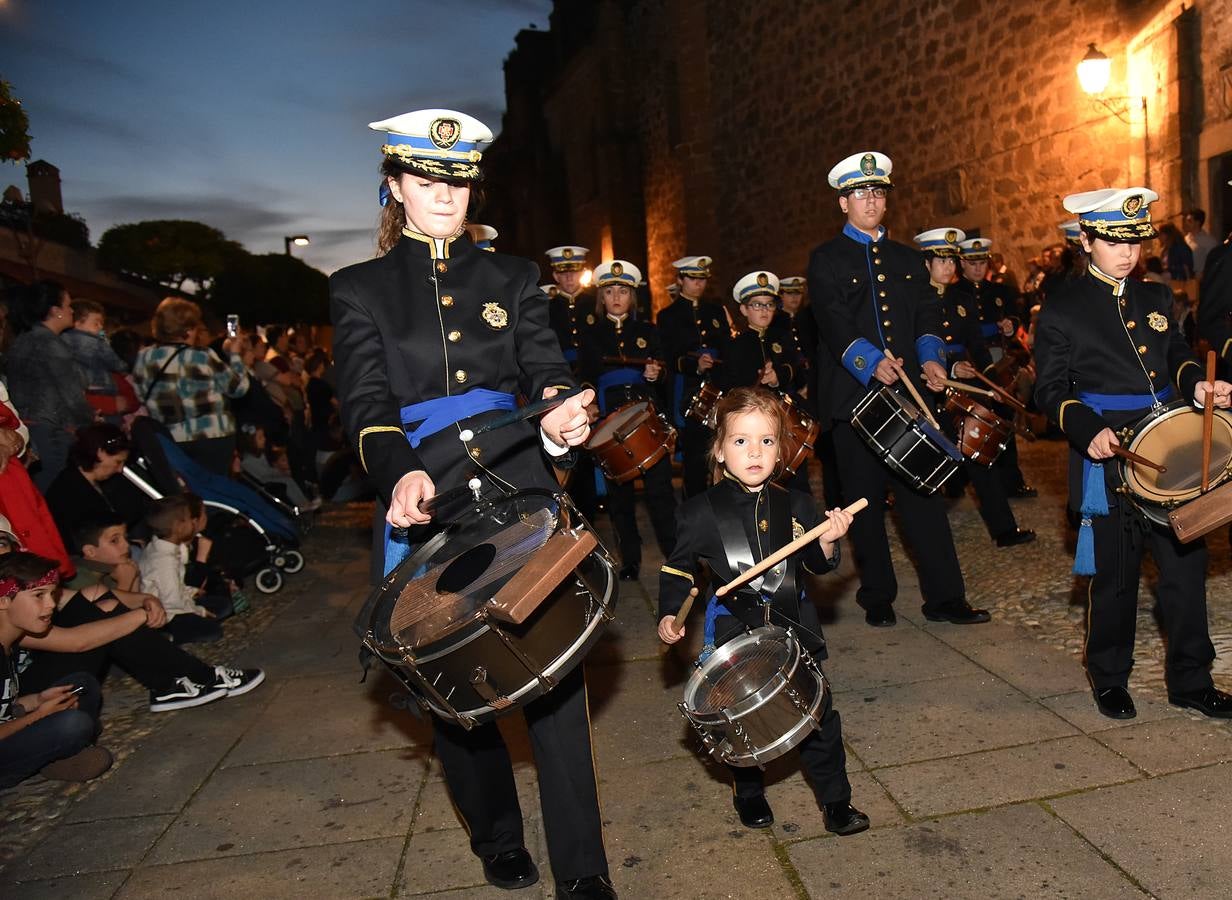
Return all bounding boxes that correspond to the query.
[122,418,306,594]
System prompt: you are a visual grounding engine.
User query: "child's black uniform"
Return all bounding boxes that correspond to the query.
[658,476,851,807]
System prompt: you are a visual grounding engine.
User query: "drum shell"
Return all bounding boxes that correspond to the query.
[776,394,820,480]
[850,387,960,493]
[685,382,722,430]
[678,627,826,768]
[944,392,1011,466]
[586,402,677,484]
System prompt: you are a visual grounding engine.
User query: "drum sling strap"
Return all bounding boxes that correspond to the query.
[596,368,644,416]
[1072,387,1172,575]
[699,485,795,661]
[672,345,717,428]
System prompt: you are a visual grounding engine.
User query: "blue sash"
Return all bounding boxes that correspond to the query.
[699,594,730,663]
[945,343,967,358]
[383,388,516,574]
[562,348,578,364]
[597,368,644,416]
[980,322,1000,339]
[1071,387,1172,575]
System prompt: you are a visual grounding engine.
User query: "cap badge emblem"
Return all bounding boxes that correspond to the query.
[611,262,623,277]
[563,247,574,259]
[973,240,983,249]
[1121,194,1144,219]
[481,302,509,330]
[756,272,769,287]
[1147,311,1168,332]
[945,230,958,244]
[860,153,877,176]
[428,118,461,151]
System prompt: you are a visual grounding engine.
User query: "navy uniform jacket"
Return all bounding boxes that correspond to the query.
[658,477,837,655]
[773,308,819,371]
[579,314,668,414]
[330,232,575,505]
[950,277,1022,337]
[719,325,801,394]
[808,229,945,426]
[548,289,597,365]
[1034,269,1202,507]
[935,284,995,374]
[1197,241,1231,366]
[657,295,730,415]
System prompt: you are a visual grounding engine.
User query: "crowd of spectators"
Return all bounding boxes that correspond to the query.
[0,280,358,791]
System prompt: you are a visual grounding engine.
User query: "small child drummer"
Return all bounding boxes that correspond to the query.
[657,386,868,835]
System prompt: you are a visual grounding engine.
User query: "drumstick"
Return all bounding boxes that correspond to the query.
[887,359,942,429]
[940,378,1000,401]
[1110,445,1167,474]
[715,499,868,598]
[969,367,1030,415]
[1202,349,1216,493]
[457,387,586,442]
[671,587,700,634]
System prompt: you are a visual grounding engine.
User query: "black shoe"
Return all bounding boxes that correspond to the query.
[481,848,539,890]
[823,802,870,836]
[556,874,617,899]
[994,528,1036,548]
[733,793,774,829]
[864,606,897,628]
[1168,686,1232,718]
[618,563,639,581]
[922,601,991,625]
[1011,484,1038,498]
[1093,686,1136,720]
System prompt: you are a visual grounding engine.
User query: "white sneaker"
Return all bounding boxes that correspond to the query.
[150,677,227,712]
[211,665,266,697]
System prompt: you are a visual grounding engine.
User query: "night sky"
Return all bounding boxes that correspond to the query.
[1,0,552,274]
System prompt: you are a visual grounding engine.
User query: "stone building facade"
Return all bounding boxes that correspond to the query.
[485,0,1232,312]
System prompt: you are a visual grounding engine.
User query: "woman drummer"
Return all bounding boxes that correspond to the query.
[1034,187,1232,722]
[657,386,867,836]
[330,108,614,899]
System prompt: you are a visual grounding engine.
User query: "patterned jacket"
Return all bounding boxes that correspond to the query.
[131,344,249,442]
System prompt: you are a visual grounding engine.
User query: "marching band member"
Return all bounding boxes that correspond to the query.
[1034,186,1232,721]
[657,387,867,836]
[915,228,1034,548]
[330,108,615,899]
[774,276,819,381]
[579,260,677,580]
[657,255,729,498]
[808,151,989,628]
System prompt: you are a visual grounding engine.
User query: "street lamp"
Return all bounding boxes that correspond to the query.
[1076,43,1149,183]
[1076,43,1111,95]
[284,234,310,255]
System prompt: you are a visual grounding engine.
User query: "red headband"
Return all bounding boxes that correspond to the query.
[0,569,59,599]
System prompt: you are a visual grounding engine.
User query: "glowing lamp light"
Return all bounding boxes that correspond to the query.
[580,268,593,288]
[1077,43,1111,96]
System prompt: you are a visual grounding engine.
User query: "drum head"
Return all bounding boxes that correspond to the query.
[1127,407,1232,502]
[687,628,793,715]
[588,401,650,446]
[369,491,569,655]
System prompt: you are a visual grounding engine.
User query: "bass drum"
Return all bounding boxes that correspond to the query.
[362,489,617,728]
[1119,400,1232,525]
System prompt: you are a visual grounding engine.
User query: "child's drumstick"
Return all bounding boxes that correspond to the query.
[671,587,699,635]
[715,499,868,598]
[1202,349,1216,493]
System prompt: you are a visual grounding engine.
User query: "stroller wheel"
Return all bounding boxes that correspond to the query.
[255,567,284,594]
[279,549,305,574]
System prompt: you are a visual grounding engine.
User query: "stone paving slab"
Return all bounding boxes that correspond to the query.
[769,769,907,843]
[588,659,694,770]
[1040,689,1184,734]
[840,672,1078,767]
[245,616,358,677]
[1091,715,1232,776]
[5,871,126,900]
[222,670,426,767]
[3,814,173,884]
[146,749,419,865]
[951,635,1092,698]
[873,734,1143,818]
[788,802,1144,899]
[117,837,405,900]
[824,624,985,692]
[397,816,550,897]
[1049,762,1232,899]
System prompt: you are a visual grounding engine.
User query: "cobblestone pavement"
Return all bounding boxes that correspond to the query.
[2,435,1230,898]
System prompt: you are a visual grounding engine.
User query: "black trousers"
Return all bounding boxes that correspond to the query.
[996,431,1028,492]
[710,618,850,805]
[831,421,966,612]
[605,455,677,568]
[816,429,843,510]
[432,665,608,882]
[966,460,1017,539]
[1086,498,1214,694]
[566,453,599,523]
[679,419,713,500]
[21,592,216,694]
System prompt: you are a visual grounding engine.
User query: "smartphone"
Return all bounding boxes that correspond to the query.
[226,314,240,338]
[67,685,85,696]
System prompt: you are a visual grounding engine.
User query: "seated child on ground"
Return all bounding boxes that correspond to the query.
[138,497,232,645]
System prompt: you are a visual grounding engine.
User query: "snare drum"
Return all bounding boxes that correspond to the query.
[362,490,617,728]
[1118,400,1232,525]
[586,401,677,484]
[678,627,826,768]
[944,391,1012,466]
[685,382,722,430]
[776,394,820,480]
[850,386,963,493]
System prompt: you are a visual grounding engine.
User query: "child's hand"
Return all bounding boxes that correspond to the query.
[142,596,167,629]
[35,685,79,717]
[658,615,685,644]
[818,506,853,557]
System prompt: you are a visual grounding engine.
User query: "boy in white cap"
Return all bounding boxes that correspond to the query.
[1035,186,1232,721]
[657,255,730,497]
[808,152,989,628]
[332,109,613,899]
